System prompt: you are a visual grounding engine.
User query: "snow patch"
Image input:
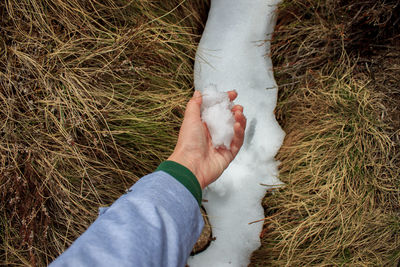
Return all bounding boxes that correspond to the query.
[201,84,235,148]
[188,0,285,266]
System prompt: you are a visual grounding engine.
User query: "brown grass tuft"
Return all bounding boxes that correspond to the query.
[0,1,208,265]
[251,0,400,266]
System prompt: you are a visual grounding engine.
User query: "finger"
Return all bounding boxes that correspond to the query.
[234,110,247,130]
[234,121,245,140]
[192,90,202,105]
[232,104,243,113]
[231,121,245,156]
[184,90,202,119]
[227,90,237,101]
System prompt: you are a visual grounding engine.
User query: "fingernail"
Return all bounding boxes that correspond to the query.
[194,90,201,98]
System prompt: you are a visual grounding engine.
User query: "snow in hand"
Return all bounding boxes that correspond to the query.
[188,0,284,266]
[201,84,235,148]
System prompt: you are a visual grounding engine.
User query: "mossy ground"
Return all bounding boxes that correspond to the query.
[1,0,399,266]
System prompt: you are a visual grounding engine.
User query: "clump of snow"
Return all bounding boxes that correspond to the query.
[188,0,285,266]
[201,84,235,148]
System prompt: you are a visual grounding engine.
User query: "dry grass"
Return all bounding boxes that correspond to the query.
[251,0,400,266]
[1,0,399,266]
[0,1,208,265]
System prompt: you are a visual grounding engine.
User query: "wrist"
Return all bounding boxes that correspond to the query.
[167,153,205,189]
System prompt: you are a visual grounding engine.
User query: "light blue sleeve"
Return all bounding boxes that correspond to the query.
[50,171,204,267]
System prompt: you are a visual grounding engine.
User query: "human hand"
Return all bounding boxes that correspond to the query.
[168,90,246,189]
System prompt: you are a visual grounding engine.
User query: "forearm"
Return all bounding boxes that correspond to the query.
[50,169,204,267]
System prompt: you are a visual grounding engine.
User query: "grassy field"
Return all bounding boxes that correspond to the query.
[1,0,399,266]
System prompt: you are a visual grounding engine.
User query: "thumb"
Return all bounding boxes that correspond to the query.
[184,90,202,119]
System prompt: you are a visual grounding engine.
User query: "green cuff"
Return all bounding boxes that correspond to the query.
[156,161,202,206]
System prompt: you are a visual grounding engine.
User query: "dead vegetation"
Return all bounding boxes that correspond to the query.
[0,1,208,265]
[251,0,400,266]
